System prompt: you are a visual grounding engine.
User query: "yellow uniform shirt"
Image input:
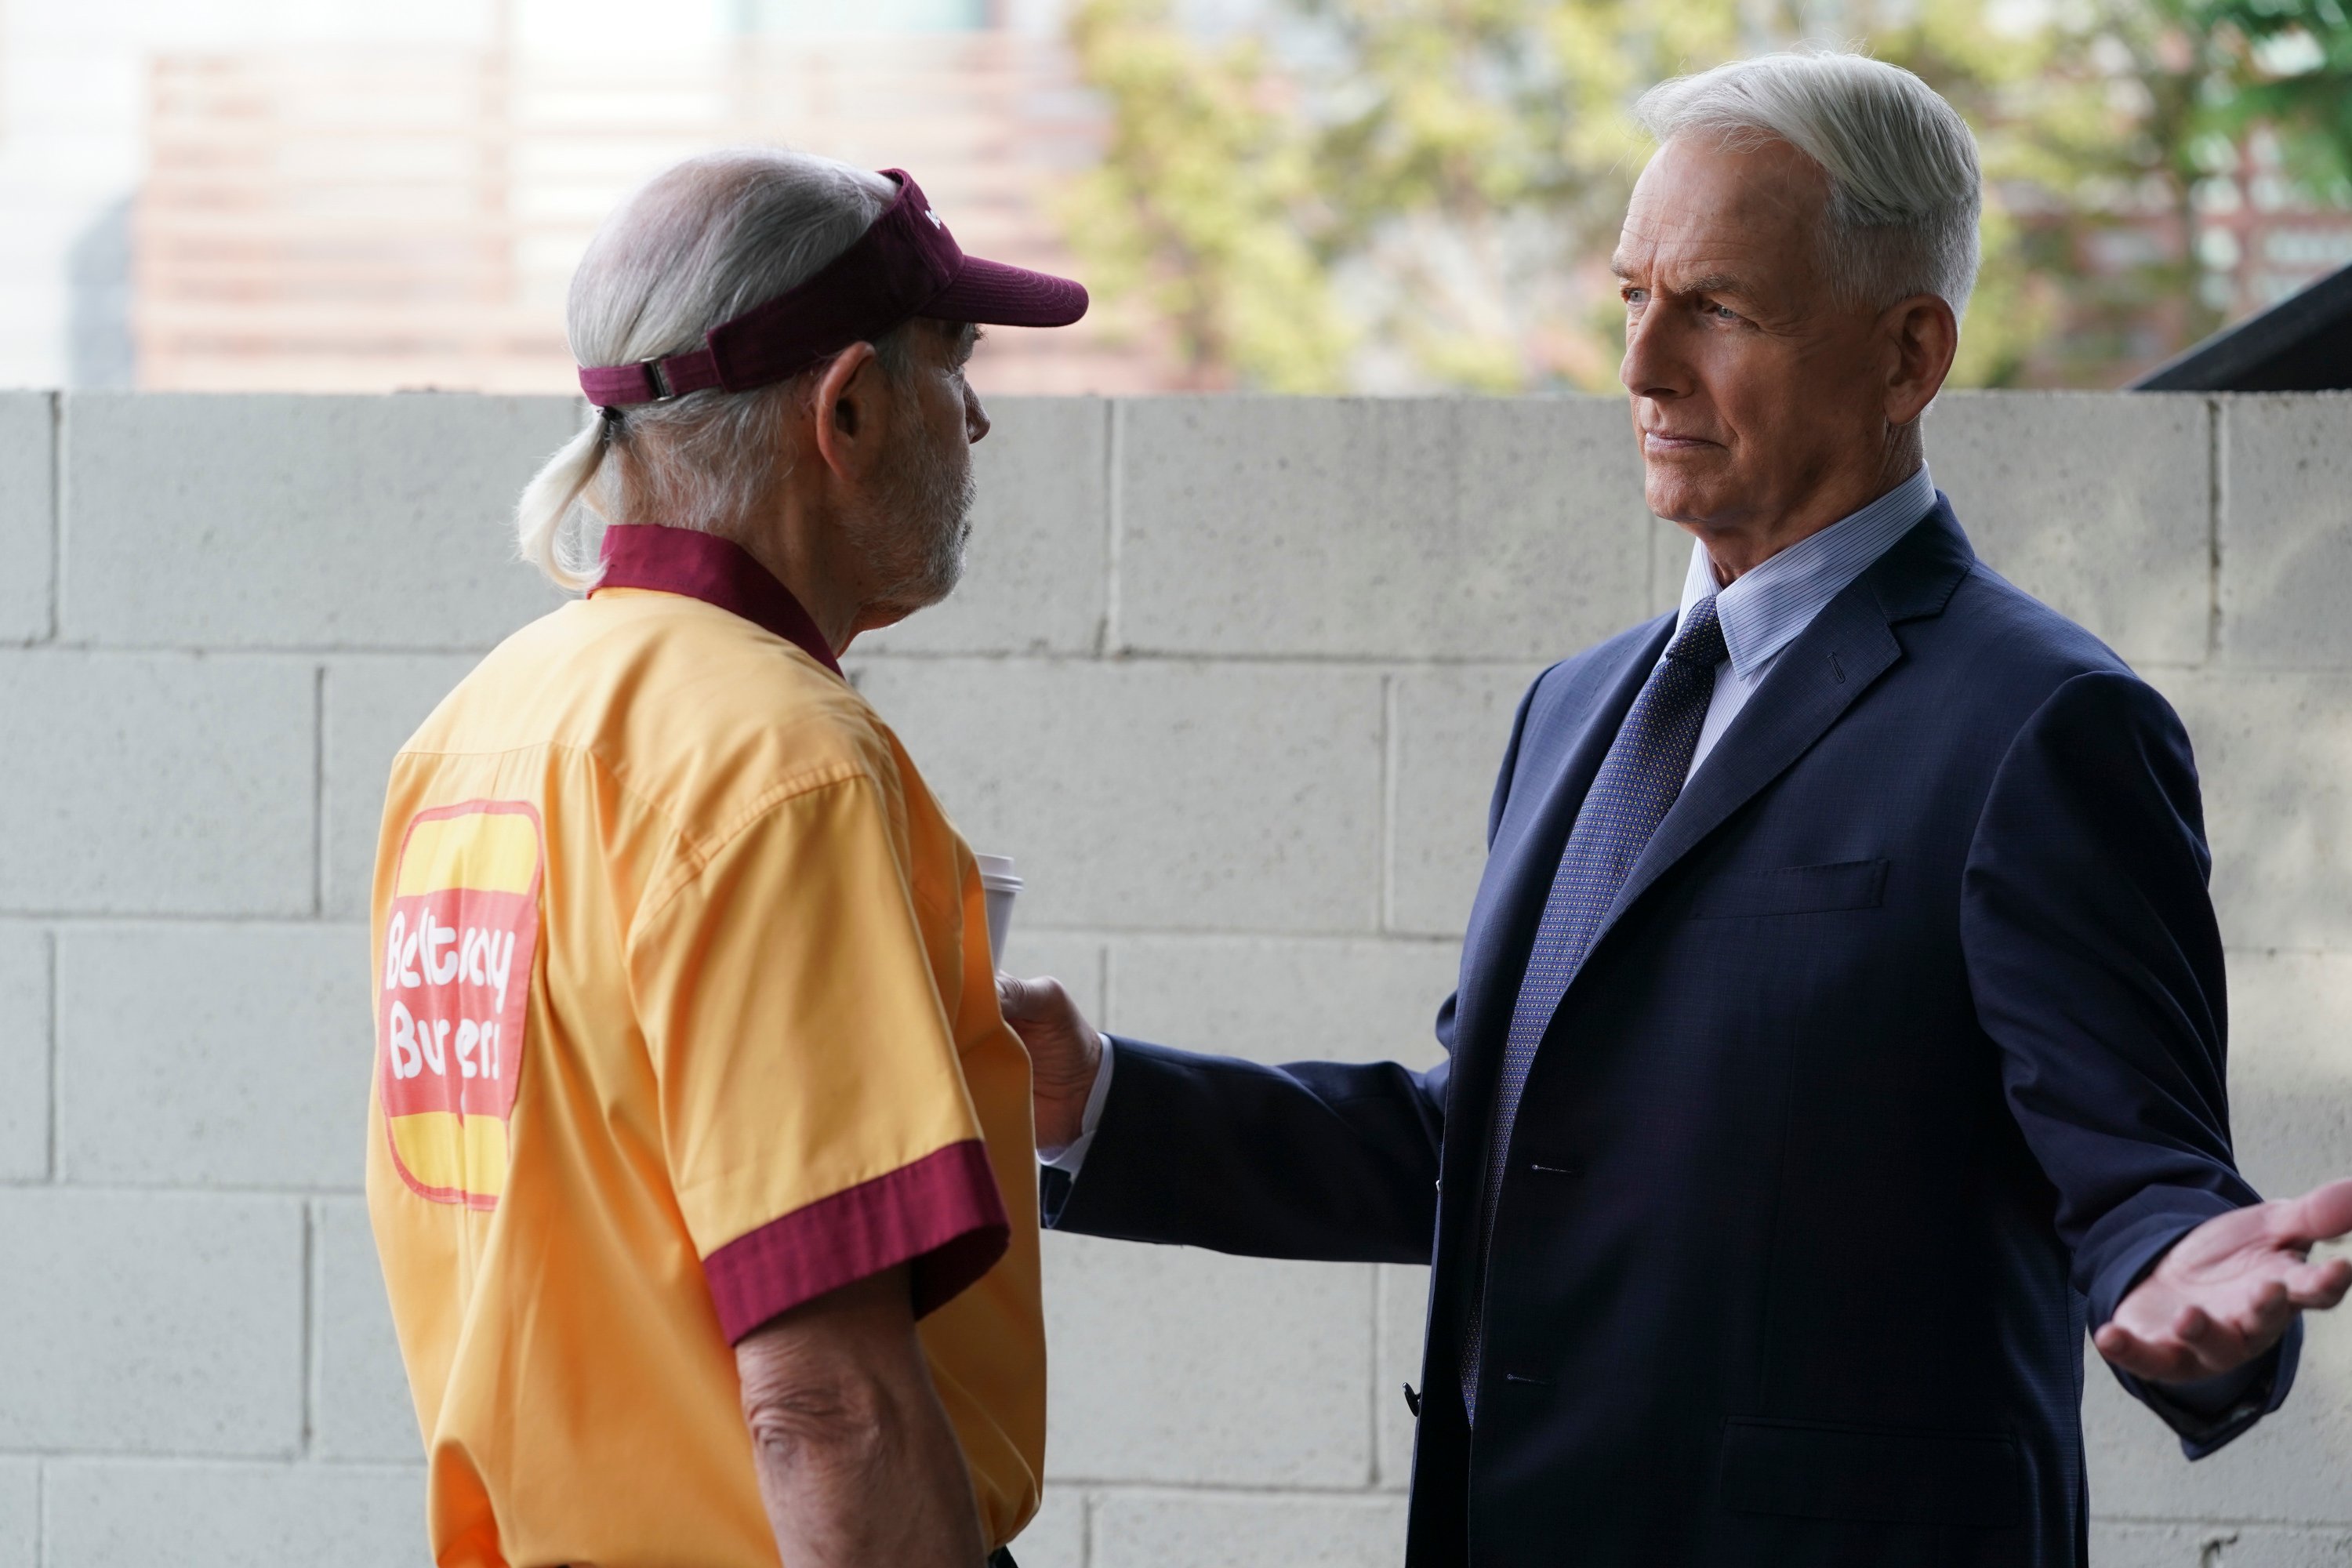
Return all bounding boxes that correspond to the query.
[367,524,1044,1567]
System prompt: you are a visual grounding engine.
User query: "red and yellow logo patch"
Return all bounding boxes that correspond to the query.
[376,800,543,1209]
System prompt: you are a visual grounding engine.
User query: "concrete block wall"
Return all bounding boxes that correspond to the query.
[0,387,2346,1565]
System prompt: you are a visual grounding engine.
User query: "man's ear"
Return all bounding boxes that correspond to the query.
[1882,293,1959,427]
[809,341,891,481]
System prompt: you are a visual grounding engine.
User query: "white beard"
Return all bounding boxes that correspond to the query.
[854,417,976,615]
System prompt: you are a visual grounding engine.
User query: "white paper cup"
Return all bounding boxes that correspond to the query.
[975,854,1024,971]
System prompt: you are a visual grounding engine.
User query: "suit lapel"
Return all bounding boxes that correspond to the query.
[1450,503,1976,1110]
[1599,500,1975,942]
[1453,618,1670,1070]
[1600,592,1898,933]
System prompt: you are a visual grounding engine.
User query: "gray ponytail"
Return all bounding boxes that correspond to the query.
[514,149,904,590]
[516,414,611,590]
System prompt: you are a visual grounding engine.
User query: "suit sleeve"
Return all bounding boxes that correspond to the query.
[1044,666,1553,1261]
[1043,1043,1445,1261]
[1963,669,2294,1457]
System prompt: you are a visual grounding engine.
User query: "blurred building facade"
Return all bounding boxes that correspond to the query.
[132,16,1169,394]
[2193,133,2352,315]
[0,0,1169,394]
[5,0,2346,394]
[2031,131,2352,383]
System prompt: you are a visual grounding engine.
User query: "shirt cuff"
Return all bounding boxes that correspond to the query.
[700,1138,1011,1341]
[1037,1033,1116,1173]
[2126,1324,2299,1458]
[2154,1360,2269,1419]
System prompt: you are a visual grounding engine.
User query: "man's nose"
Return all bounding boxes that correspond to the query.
[1619,308,1688,403]
[965,382,991,445]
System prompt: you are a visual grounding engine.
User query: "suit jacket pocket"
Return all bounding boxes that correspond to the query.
[1718,1417,2024,1527]
[1688,858,1888,919]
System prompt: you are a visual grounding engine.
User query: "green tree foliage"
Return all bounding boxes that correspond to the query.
[1063,2,1356,388]
[1062,0,2349,390]
[2194,0,2352,191]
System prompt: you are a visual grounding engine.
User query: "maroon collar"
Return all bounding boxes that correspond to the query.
[592,524,843,678]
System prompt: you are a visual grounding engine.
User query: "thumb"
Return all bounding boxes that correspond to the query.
[994,973,1061,1024]
[2279,1178,2352,1248]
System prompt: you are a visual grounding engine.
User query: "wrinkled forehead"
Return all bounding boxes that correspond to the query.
[1615,133,1830,282]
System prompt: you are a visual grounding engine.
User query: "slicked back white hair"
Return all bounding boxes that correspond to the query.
[514,149,908,590]
[1635,51,1983,321]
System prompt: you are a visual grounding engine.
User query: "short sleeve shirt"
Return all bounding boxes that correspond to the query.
[367,524,1044,1567]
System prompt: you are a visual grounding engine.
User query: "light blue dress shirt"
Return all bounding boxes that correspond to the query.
[1675,463,1937,781]
[1042,465,1940,1172]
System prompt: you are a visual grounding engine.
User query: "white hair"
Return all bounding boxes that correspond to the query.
[516,149,912,590]
[1635,50,1983,321]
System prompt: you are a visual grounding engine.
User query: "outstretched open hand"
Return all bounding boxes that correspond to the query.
[2096,1178,2352,1383]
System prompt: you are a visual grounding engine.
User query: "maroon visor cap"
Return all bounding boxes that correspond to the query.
[578,169,1087,407]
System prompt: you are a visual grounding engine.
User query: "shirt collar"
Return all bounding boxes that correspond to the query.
[591,524,844,679]
[1676,465,1938,682]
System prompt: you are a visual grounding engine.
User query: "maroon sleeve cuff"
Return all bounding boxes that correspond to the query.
[702,1138,1011,1342]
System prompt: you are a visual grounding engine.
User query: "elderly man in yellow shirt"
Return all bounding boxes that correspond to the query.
[367,148,1085,1568]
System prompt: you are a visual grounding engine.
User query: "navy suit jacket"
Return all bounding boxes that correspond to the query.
[1045,503,2296,1566]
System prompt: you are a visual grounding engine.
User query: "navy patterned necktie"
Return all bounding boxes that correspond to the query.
[1461,594,1728,1421]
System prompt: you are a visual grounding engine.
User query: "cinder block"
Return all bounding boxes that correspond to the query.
[2090,1521,2352,1567]
[42,1460,426,1568]
[316,1198,419,1462]
[2224,949,2352,1204]
[0,1189,303,1454]
[2155,670,2352,951]
[2087,1519,2189,1568]
[2085,1296,2352,1524]
[56,924,369,1189]
[852,659,1385,933]
[859,397,1109,656]
[0,927,45,1181]
[1000,931,1107,1022]
[1014,1484,1086,1568]
[1091,1490,1410,1568]
[1929,392,2212,667]
[0,393,52,643]
[1377,1264,1432,1488]
[2220,393,2352,669]
[2073,951,2352,1526]
[1041,1232,1375,1488]
[321,655,481,919]
[2075,935,2352,1524]
[1389,666,1548,938]
[1105,935,1457,1070]
[0,652,314,916]
[1113,397,1651,660]
[60,391,570,648]
[0,1459,31,1568]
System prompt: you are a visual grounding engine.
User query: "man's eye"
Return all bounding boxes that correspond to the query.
[1623,289,1647,307]
[1707,302,1740,322]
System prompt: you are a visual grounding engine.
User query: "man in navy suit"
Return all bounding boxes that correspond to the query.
[999,50,2352,1566]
